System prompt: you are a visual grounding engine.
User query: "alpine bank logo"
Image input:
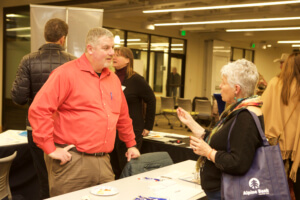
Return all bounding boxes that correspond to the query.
[243,177,270,196]
[249,178,260,189]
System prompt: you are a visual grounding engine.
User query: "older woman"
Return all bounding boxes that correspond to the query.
[177,59,263,200]
[110,47,156,179]
[261,52,300,199]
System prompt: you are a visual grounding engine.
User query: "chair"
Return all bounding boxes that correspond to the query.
[194,99,212,127]
[160,97,177,129]
[0,151,17,200]
[177,98,198,128]
[119,152,173,178]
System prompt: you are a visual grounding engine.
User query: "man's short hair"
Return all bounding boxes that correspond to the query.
[44,18,68,42]
[85,27,114,49]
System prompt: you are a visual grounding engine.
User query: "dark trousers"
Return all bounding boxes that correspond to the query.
[110,131,143,179]
[27,130,50,200]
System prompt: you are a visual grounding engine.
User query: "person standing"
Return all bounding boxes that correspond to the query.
[177,59,263,199]
[262,52,300,199]
[111,47,156,178]
[168,67,181,97]
[11,18,76,200]
[28,27,140,197]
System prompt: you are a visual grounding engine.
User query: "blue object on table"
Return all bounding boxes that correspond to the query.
[135,196,167,200]
[19,131,27,137]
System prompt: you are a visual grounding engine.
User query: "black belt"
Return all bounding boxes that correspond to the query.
[55,143,106,157]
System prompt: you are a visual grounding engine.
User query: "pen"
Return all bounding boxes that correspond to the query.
[110,92,112,100]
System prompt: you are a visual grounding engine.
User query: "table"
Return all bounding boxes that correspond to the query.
[0,130,39,200]
[141,131,199,163]
[46,160,206,200]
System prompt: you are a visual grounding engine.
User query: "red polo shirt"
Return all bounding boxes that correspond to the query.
[29,54,136,154]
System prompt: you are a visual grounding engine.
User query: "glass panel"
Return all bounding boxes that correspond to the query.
[131,49,148,79]
[127,32,148,50]
[106,28,125,47]
[245,50,253,61]
[151,35,169,53]
[4,8,30,130]
[171,38,185,54]
[127,32,149,79]
[149,52,169,95]
[232,48,243,61]
[168,57,182,98]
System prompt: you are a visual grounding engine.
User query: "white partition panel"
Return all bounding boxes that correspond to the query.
[30,5,103,57]
[204,40,231,101]
[67,7,103,57]
[30,5,66,52]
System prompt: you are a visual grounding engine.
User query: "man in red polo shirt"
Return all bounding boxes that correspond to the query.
[29,27,140,197]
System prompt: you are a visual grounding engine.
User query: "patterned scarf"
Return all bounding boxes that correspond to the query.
[197,95,263,171]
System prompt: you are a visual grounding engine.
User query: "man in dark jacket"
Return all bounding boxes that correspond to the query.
[11,18,76,200]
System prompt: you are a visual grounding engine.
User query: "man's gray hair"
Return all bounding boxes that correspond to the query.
[85,27,114,48]
[221,59,259,97]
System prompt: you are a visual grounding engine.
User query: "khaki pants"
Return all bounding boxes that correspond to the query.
[44,151,114,197]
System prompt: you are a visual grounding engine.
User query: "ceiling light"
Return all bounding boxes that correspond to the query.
[120,39,141,42]
[154,17,300,26]
[278,40,300,43]
[227,27,300,32]
[6,27,31,31]
[114,35,121,44]
[267,44,272,47]
[292,44,300,47]
[6,14,28,18]
[143,0,300,13]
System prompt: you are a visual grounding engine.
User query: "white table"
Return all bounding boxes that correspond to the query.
[46,160,205,200]
[0,129,27,147]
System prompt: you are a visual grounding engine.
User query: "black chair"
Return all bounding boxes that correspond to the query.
[119,152,173,178]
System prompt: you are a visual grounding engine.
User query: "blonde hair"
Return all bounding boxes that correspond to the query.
[279,53,300,105]
[114,47,135,78]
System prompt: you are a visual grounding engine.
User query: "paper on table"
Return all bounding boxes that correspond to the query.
[154,184,203,200]
[161,170,189,179]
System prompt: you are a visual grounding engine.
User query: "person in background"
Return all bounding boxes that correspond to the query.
[28,27,140,197]
[274,53,289,70]
[261,52,300,199]
[110,47,156,179]
[11,18,76,200]
[177,59,263,200]
[168,67,181,97]
[256,72,268,96]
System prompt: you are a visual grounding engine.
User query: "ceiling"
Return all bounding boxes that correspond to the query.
[66,0,300,48]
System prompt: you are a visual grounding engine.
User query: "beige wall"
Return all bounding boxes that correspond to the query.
[0,1,294,129]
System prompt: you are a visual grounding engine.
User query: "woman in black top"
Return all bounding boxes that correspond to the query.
[177,59,264,200]
[110,47,156,179]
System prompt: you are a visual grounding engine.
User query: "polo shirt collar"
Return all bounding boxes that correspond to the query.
[78,53,111,77]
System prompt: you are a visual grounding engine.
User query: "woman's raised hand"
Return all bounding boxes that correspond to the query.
[177,107,193,125]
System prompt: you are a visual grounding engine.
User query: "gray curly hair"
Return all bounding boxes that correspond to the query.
[221,59,259,97]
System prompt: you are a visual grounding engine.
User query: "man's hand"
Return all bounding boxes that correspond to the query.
[48,144,75,165]
[125,147,140,162]
[142,129,150,137]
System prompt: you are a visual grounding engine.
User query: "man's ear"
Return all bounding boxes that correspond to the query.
[58,36,65,46]
[86,44,93,54]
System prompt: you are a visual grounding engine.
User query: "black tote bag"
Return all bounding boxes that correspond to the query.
[221,110,291,200]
